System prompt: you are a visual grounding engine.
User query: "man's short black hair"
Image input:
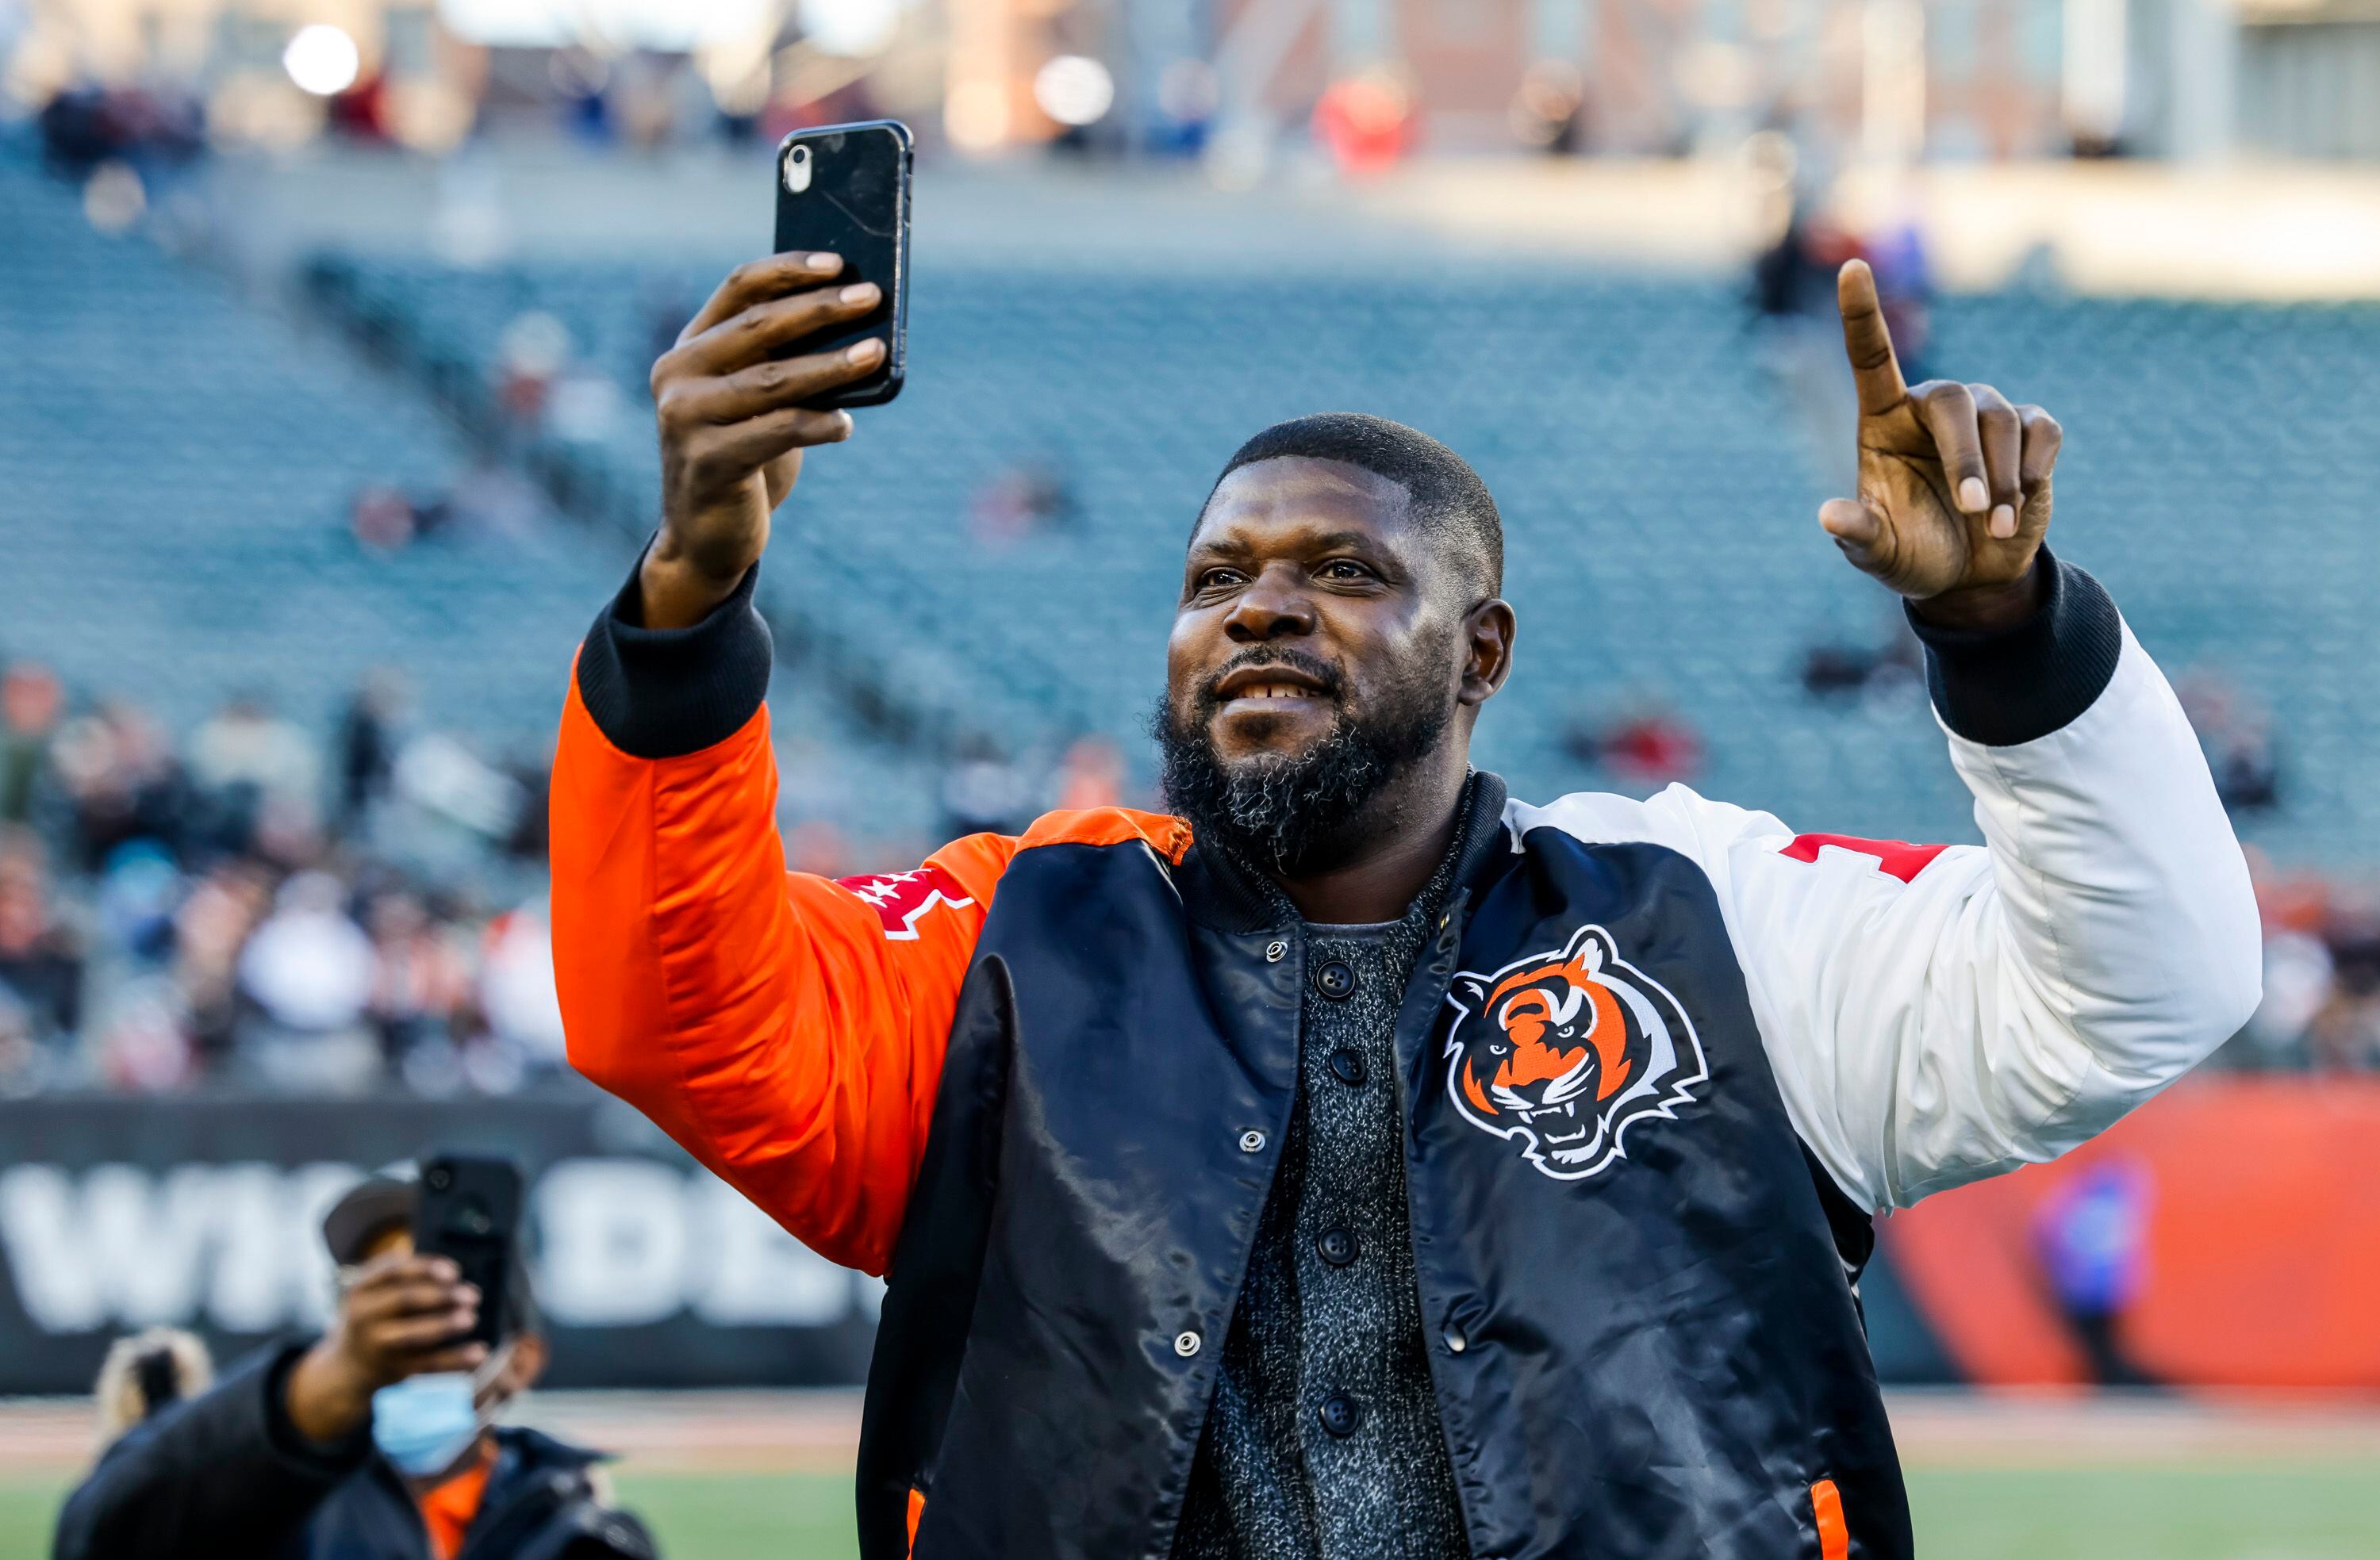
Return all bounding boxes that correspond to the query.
[1202,412,1504,596]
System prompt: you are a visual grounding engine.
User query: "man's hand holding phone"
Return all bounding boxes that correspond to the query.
[283,1253,483,1447]
[642,251,885,630]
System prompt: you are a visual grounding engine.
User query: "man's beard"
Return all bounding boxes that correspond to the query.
[1152,646,1453,876]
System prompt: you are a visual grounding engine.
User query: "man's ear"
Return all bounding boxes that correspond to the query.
[501,1332,549,1397]
[1459,598,1517,708]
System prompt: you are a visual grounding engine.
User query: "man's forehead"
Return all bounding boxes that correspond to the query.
[1189,456,1415,553]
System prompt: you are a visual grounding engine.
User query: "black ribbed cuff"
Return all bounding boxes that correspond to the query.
[574,545,773,759]
[1906,550,2123,747]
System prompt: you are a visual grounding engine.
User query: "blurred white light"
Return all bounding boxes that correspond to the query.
[82,162,146,233]
[1035,55,1113,128]
[441,0,764,50]
[282,25,360,97]
[945,79,1008,151]
[799,0,899,57]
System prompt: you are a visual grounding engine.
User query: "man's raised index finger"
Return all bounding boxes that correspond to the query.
[1835,259,1907,417]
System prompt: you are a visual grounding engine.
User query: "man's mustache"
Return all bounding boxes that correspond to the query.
[1196,650,1345,712]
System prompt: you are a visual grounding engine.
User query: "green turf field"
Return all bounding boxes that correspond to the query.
[5,1463,2376,1556]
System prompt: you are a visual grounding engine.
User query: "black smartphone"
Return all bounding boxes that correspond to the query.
[774,118,912,408]
[412,1153,523,1350]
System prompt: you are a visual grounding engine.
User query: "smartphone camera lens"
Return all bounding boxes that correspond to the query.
[784,144,812,195]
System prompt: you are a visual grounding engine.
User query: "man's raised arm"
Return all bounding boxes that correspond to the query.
[549,255,1006,1274]
[1672,263,2256,1211]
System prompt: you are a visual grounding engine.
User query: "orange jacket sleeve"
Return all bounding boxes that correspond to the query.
[548,567,1009,1274]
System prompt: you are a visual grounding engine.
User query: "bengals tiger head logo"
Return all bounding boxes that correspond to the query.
[1443,925,1706,1180]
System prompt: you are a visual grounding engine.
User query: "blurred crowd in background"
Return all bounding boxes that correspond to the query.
[3,636,2371,1096]
[0,658,562,1097]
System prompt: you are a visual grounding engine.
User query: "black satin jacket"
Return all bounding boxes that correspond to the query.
[857,772,1907,1560]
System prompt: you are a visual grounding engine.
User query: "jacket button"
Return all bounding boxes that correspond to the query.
[1316,1227,1357,1267]
[1312,960,1356,999]
[1265,939,1288,963]
[1444,1327,1468,1355]
[1327,1048,1366,1087]
[1317,1393,1363,1437]
[1238,1129,1266,1153]
[1174,1330,1201,1357]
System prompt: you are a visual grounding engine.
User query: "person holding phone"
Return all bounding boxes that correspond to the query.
[52,1164,657,1560]
[551,252,2257,1559]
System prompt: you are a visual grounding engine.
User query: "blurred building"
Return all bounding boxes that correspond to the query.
[10,0,2380,164]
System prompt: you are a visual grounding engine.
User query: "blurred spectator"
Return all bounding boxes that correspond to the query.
[1798,622,1923,704]
[1864,214,1937,385]
[496,312,570,429]
[0,832,85,1054]
[351,485,424,553]
[336,672,408,834]
[2,661,63,825]
[1314,69,1415,177]
[1750,202,1843,326]
[174,857,274,1073]
[2033,1161,2156,1387]
[1509,61,1587,155]
[324,71,394,144]
[1147,59,1218,158]
[190,694,323,852]
[365,888,472,1074]
[1562,704,1704,788]
[1054,736,1126,812]
[940,738,1033,837]
[1749,194,1864,496]
[53,699,187,872]
[2178,673,2281,813]
[478,903,567,1075]
[236,872,378,1091]
[36,82,204,182]
[970,458,1080,546]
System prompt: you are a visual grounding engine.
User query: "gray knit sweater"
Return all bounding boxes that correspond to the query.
[1170,849,1471,1559]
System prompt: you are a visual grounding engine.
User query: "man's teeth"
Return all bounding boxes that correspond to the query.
[1242,684,1307,699]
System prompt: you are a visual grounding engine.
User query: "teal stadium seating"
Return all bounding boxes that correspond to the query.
[307,249,2380,866]
[9,136,2371,864]
[0,156,938,847]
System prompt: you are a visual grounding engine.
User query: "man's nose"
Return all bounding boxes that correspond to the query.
[1222,566,1317,642]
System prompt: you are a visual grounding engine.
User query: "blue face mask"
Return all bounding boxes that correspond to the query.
[370,1366,488,1480]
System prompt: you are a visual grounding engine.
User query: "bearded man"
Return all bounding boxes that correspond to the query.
[548,255,2258,1560]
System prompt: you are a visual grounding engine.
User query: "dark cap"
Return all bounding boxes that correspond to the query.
[323,1163,420,1266]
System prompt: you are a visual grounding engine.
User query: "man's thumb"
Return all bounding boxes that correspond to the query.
[1818,498,1887,571]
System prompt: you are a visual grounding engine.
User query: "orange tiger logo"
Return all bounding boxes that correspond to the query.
[1444,924,1706,1179]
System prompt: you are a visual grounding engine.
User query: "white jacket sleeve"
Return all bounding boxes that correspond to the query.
[1514,559,2262,1213]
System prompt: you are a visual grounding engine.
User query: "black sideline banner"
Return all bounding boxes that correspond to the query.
[0,1090,879,1395]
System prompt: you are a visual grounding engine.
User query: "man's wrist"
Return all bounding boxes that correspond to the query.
[577,539,775,760]
[1907,558,2048,634]
[1903,549,2124,747]
[639,540,754,632]
[282,1338,374,1449]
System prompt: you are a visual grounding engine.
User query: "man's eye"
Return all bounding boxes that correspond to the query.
[1198,569,1246,591]
[1319,560,1371,581]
